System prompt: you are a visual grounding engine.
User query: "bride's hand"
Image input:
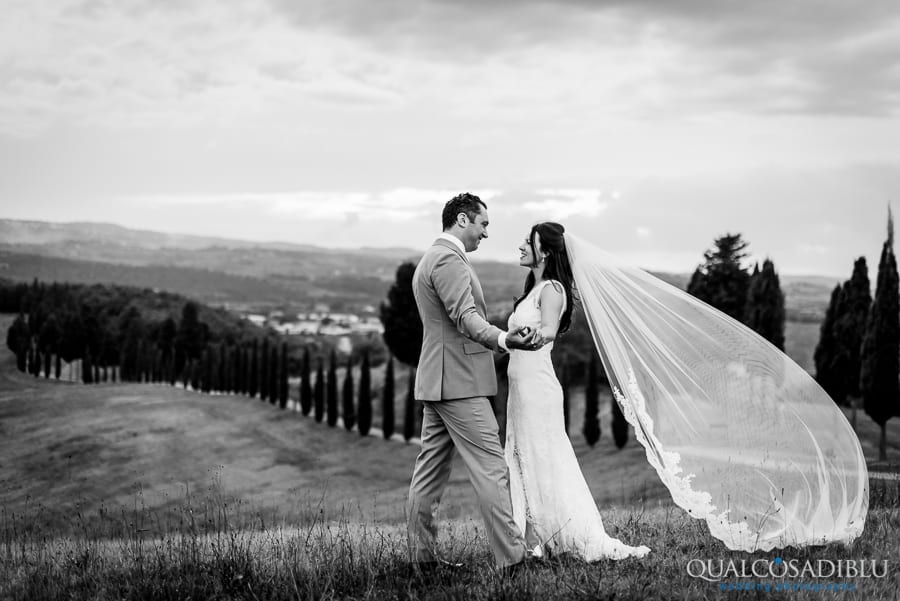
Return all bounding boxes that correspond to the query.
[529,330,547,348]
[516,326,546,350]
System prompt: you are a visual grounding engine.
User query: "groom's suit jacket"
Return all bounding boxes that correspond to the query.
[413,238,505,401]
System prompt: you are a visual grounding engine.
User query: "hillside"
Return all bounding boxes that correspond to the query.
[2,312,898,541]
[0,313,669,536]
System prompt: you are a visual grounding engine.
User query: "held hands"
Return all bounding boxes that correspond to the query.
[505,326,547,351]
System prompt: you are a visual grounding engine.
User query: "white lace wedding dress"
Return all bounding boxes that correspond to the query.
[505,279,650,561]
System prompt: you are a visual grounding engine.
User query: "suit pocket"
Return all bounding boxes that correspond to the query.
[463,342,490,355]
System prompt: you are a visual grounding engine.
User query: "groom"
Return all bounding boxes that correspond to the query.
[406,193,537,572]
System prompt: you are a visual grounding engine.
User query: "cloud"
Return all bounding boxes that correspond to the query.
[0,0,412,137]
[3,0,898,146]
[523,189,609,219]
[266,0,900,119]
[128,188,486,221]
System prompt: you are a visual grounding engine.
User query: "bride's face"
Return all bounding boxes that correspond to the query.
[518,232,541,268]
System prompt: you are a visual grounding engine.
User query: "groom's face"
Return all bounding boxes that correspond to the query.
[460,208,490,252]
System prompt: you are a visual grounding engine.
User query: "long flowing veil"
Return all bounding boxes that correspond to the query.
[563,232,868,551]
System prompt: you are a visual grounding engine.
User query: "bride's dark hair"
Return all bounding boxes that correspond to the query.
[513,222,576,335]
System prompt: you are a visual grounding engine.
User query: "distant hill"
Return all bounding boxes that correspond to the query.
[0,218,836,364]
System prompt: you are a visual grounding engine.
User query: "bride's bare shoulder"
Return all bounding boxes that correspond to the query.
[538,280,565,303]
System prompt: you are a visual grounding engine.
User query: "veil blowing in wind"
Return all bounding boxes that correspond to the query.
[563,232,868,552]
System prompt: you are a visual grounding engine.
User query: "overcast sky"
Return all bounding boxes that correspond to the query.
[1,0,898,277]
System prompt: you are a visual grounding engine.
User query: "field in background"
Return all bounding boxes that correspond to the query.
[0,313,669,538]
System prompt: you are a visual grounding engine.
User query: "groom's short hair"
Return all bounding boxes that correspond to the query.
[442,193,487,231]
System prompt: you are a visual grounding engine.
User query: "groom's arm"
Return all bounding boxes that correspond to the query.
[432,252,506,352]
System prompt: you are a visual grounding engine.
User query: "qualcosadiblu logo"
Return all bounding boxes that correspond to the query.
[686,557,888,582]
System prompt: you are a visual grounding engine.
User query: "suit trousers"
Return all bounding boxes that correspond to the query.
[406,396,527,568]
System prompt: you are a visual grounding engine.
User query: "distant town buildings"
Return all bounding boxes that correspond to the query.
[242,309,384,337]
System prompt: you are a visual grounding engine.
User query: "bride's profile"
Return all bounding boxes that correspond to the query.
[504,221,650,561]
[509,221,868,554]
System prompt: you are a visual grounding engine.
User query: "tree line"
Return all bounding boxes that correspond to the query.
[813,208,898,460]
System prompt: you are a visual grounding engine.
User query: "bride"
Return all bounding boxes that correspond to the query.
[505,221,867,555]
[505,221,650,560]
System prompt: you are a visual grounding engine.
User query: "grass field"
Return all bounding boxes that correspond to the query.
[2,312,900,599]
[3,488,899,600]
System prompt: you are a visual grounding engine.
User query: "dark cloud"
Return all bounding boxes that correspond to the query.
[268,0,900,117]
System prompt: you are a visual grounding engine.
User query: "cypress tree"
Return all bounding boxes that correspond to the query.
[343,356,356,431]
[382,355,395,440]
[43,346,52,378]
[228,345,244,394]
[300,347,312,415]
[814,284,845,401]
[242,345,251,395]
[380,262,423,367]
[861,209,899,461]
[39,314,60,378]
[249,340,259,398]
[583,353,601,447]
[203,345,215,394]
[612,396,628,449]
[55,351,62,380]
[154,349,163,384]
[175,301,205,379]
[834,258,872,427]
[326,350,339,426]
[83,347,93,384]
[260,338,270,402]
[745,259,786,350]
[159,317,177,384]
[404,368,416,442]
[268,343,279,405]
[7,313,30,372]
[357,350,372,436]
[279,342,289,409]
[191,355,201,391]
[237,345,247,394]
[314,359,325,422]
[31,348,41,377]
[218,342,228,394]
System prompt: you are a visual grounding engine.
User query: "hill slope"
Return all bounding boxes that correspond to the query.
[4,305,889,538]
[0,313,669,536]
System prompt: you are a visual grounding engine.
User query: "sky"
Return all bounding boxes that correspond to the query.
[1,0,898,277]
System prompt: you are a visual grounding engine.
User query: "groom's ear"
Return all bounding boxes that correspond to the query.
[456,212,469,227]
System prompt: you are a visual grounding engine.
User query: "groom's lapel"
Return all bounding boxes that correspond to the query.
[432,238,486,313]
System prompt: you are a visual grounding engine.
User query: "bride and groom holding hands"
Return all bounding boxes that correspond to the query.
[405,191,869,577]
[406,193,649,576]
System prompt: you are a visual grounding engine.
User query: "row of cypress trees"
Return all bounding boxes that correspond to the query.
[815,208,899,460]
[296,350,422,441]
[10,312,428,442]
[581,353,629,449]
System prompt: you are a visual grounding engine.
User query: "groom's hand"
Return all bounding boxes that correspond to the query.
[506,327,542,351]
